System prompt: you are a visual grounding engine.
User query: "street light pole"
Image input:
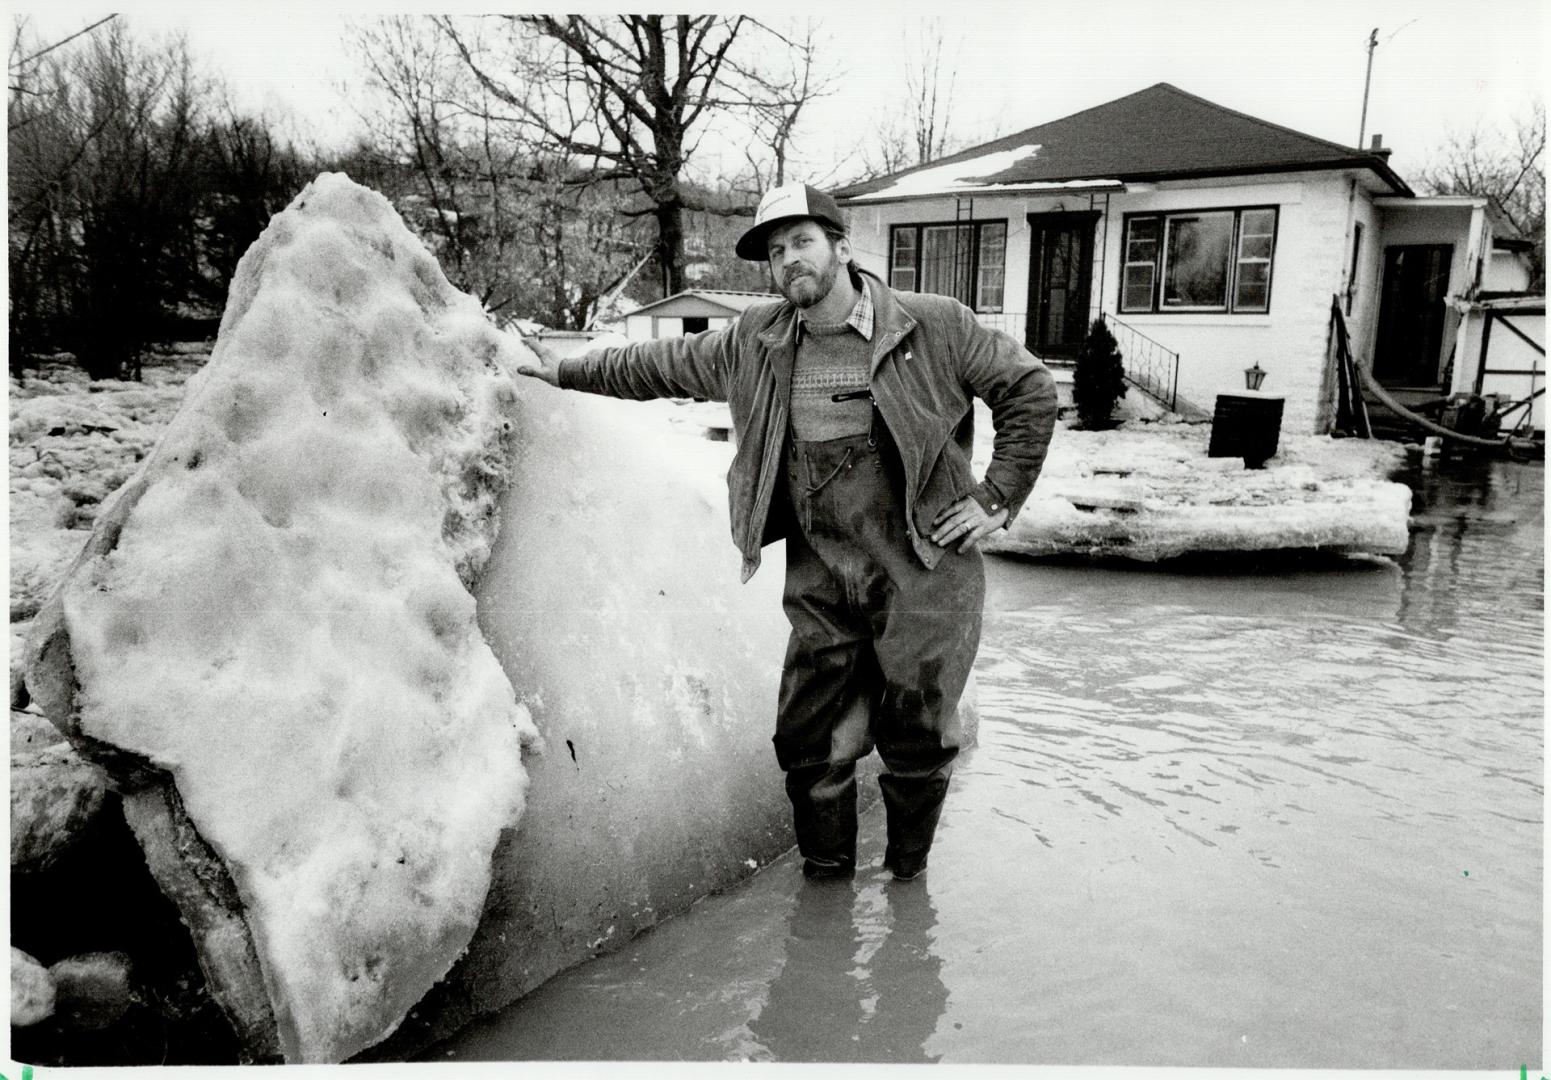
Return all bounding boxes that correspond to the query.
[1357,20,1419,150]
[1357,27,1378,148]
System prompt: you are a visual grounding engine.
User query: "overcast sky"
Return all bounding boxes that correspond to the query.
[17,0,1546,185]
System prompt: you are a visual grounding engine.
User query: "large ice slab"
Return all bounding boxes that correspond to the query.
[976,415,1413,561]
[25,174,537,1062]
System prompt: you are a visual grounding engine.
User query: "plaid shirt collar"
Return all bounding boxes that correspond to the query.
[796,271,874,342]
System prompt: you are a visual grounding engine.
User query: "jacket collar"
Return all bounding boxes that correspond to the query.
[858,266,916,374]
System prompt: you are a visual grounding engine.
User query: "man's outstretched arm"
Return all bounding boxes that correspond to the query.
[514,327,731,402]
[514,336,565,386]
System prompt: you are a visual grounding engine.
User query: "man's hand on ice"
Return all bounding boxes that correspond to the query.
[515,335,563,386]
[931,496,1009,553]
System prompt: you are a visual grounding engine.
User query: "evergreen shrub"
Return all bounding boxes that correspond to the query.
[1073,318,1127,429]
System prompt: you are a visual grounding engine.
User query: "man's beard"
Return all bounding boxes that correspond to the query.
[779,258,839,308]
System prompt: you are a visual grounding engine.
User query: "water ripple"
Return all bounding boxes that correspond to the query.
[970,461,1542,889]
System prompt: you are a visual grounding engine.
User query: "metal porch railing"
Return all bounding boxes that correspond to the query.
[1100,312,1209,418]
[972,312,1028,343]
[972,309,1208,419]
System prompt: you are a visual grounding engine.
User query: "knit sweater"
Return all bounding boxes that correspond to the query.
[789,320,872,441]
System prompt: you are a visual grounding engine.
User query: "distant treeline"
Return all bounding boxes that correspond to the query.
[9,20,318,378]
[7,17,773,380]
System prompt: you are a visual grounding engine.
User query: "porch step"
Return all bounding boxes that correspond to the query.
[1359,385,1449,443]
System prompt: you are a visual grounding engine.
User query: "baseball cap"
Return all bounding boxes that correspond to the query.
[735,182,847,261]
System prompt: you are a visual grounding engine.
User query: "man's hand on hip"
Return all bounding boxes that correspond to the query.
[930,496,1010,553]
[514,335,564,386]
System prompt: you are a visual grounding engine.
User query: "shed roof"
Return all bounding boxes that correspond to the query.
[833,83,1413,204]
[626,289,777,318]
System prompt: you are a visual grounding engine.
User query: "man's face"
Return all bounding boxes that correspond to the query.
[765,219,848,309]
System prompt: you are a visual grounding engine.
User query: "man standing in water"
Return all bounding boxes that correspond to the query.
[517,183,1057,881]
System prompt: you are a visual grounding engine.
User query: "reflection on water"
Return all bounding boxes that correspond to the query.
[749,877,945,1062]
[429,456,1542,1068]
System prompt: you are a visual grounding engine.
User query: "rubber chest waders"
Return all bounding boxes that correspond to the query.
[775,402,984,873]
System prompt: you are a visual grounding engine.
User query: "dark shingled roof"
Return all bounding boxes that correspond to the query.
[833,82,1412,201]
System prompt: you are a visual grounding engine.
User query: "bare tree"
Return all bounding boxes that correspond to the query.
[728,20,839,193]
[7,13,117,107]
[350,16,498,297]
[856,111,916,183]
[200,101,311,294]
[433,15,828,297]
[9,18,208,377]
[345,15,647,327]
[1416,102,1546,290]
[10,15,326,377]
[851,19,964,183]
[904,19,959,167]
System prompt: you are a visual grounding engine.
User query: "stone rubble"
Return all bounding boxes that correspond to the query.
[11,947,56,1027]
[11,728,111,873]
[47,951,136,1032]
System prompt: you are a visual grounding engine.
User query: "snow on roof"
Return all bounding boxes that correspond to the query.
[850,177,1125,204]
[847,143,1042,200]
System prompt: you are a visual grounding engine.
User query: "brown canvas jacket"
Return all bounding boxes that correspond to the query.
[558,267,1059,582]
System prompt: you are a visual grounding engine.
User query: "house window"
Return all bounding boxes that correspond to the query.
[1121,218,1160,311]
[888,221,1007,312]
[1345,222,1363,316]
[920,225,973,300]
[1119,207,1278,314]
[1234,208,1276,312]
[978,225,1006,310]
[890,229,918,292]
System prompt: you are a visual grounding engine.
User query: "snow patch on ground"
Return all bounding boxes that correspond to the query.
[23,174,537,1062]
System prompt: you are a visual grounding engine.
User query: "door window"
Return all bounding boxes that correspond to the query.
[1373,244,1452,385]
[1027,213,1097,360]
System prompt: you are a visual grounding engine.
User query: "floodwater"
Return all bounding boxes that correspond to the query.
[429,456,1542,1069]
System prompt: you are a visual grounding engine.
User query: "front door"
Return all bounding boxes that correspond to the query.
[1373,244,1452,386]
[1025,211,1098,360]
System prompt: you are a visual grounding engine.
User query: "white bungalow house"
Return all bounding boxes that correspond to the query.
[830,82,1542,436]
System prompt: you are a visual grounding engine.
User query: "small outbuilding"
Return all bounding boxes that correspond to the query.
[621,289,776,341]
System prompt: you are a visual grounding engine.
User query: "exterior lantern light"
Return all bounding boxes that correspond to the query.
[1244,361,1267,391]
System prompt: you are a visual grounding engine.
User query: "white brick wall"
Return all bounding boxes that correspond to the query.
[845,171,1384,435]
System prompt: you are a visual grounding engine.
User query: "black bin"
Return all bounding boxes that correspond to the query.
[1208,392,1285,468]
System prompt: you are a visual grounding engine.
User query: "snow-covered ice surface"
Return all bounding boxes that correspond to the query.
[9,359,195,623]
[973,407,1413,561]
[21,174,537,1062]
